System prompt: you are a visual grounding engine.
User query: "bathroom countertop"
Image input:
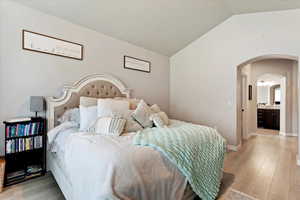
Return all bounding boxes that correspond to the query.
[257,105,280,110]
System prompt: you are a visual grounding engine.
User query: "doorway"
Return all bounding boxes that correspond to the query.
[256,74,284,135]
[237,57,298,144]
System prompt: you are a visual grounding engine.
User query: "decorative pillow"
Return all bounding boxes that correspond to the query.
[150,112,169,128]
[79,105,98,131]
[80,96,98,107]
[93,117,126,136]
[124,119,143,133]
[150,104,161,113]
[114,97,140,110]
[131,100,153,128]
[97,99,130,118]
[122,110,143,133]
[57,108,80,124]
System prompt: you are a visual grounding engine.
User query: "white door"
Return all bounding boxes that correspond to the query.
[241,76,248,139]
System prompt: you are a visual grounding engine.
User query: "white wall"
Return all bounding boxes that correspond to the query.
[170,9,300,148]
[280,77,287,134]
[0,0,170,155]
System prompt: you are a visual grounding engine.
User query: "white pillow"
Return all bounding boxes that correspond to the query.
[97,99,130,118]
[150,104,161,113]
[93,117,126,136]
[79,105,98,131]
[114,97,141,110]
[80,96,98,107]
[131,100,153,128]
[150,112,169,128]
[57,108,80,124]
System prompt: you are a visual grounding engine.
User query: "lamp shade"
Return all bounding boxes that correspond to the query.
[30,96,45,112]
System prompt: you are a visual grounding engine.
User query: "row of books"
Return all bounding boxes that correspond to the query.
[6,136,43,154]
[6,122,44,138]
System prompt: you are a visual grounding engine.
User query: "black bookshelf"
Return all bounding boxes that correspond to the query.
[3,117,47,186]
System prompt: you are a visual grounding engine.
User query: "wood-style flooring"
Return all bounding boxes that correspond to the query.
[222,134,300,200]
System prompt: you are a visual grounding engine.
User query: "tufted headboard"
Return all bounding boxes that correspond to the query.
[46,74,131,130]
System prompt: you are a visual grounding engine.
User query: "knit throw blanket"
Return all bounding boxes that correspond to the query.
[133,122,226,200]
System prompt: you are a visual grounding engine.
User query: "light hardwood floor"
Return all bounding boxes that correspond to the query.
[222,134,300,200]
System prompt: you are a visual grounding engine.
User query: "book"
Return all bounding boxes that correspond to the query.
[6,117,31,123]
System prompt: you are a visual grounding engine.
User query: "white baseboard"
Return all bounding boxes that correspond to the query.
[227,143,242,152]
[249,132,297,137]
[297,155,300,166]
[279,132,298,137]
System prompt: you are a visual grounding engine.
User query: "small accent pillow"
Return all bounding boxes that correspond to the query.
[97,99,130,118]
[93,117,126,136]
[79,105,98,131]
[150,104,161,113]
[124,119,143,133]
[57,108,80,125]
[122,110,143,133]
[80,96,98,107]
[131,100,153,128]
[150,112,169,128]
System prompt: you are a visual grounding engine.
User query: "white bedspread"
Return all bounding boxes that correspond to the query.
[63,128,188,200]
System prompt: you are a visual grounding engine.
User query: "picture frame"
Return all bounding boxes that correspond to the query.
[248,85,252,100]
[22,30,84,60]
[124,56,151,73]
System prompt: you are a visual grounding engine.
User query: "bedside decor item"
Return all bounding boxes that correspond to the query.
[22,30,83,60]
[3,118,46,186]
[30,96,45,117]
[0,157,5,192]
[124,56,151,73]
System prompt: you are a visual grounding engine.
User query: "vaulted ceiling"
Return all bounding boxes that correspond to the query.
[13,0,300,56]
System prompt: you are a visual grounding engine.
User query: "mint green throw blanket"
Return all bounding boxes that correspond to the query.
[133,121,226,200]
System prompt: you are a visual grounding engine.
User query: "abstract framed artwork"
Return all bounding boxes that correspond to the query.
[124,56,151,73]
[22,30,83,60]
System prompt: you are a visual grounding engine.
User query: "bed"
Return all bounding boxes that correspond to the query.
[46,74,225,200]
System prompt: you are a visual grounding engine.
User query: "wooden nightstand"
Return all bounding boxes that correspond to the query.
[3,117,47,186]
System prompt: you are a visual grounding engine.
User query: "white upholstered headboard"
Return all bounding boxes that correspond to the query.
[46,74,131,130]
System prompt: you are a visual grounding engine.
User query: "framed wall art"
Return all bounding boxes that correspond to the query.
[22,30,83,60]
[124,56,151,73]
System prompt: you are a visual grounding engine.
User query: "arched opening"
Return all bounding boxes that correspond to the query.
[236,55,298,151]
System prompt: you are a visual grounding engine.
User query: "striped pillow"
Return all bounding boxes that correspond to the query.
[94,117,126,136]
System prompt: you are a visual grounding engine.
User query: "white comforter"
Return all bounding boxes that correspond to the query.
[59,122,189,200]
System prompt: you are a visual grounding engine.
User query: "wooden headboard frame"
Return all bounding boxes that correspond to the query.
[46,74,131,130]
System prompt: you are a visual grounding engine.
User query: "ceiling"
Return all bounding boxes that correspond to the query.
[257,73,282,86]
[13,0,300,56]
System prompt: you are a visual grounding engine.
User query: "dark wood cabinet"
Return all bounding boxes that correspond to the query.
[257,109,280,130]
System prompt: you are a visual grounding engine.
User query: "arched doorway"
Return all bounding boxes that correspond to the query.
[236,55,298,155]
